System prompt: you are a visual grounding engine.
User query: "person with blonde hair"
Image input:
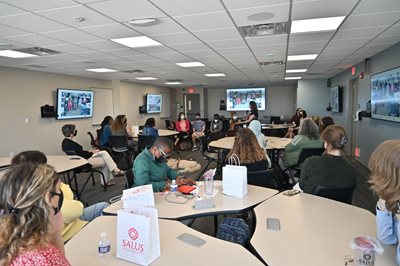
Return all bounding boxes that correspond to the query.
[0,163,70,265]
[369,139,400,264]
[111,114,132,137]
[297,125,357,193]
[280,117,323,168]
[227,128,269,171]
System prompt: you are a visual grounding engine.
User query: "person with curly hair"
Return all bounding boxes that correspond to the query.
[0,163,70,265]
[227,128,269,171]
[369,139,400,265]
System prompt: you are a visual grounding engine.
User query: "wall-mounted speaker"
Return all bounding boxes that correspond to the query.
[327,78,331,87]
[40,105,57,118]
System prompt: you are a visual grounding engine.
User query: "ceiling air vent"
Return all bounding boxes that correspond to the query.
[239,22,289,38]
[16,47,61,56]
[259,61,285,66]
[121,69,145,73]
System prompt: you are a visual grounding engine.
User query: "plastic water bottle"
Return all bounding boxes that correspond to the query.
[171,180,177,193]
[204,175,214,197]
[98,232,111,257]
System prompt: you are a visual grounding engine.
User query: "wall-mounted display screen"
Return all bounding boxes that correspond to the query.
[56,89,93,120]
[146,94,162,113]
[226,87,266,111]
[371,67,400,122]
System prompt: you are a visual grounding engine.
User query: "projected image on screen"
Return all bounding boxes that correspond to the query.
[371,67,400,122]
[227,88,266,111]
[147,94,162,113]
[57,89,94,120]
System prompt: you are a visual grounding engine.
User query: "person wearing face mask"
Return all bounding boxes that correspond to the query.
[191,113,205,151]
[0,163,71,266]
[210,113,223,133]
[134,137,193,192]
[174,112,190,148]
[229,111,241,131]
[111,114,132,137]
[61,124,125,187]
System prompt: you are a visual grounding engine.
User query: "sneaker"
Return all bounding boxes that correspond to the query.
[192,146,198,151]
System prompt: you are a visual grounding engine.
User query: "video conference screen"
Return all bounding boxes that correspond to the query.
[146,94,162,113]
[56,89,94,120]
[226,88,266,111]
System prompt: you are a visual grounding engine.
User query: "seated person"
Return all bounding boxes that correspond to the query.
[248,120,267,149]
[280,118,323,169]
[297,125,357,193]
[191,113,205,151]
[369,139,400,264]
[229,111,241,131]
[319,116,334,133]
[174,112,190,148]
[134,137,194,192]
[284,108,306,138]
[0,163,70,265]
[99,115,113,147]
[210,113,223,133]
[237,101,258,126]
[142,117,159,141]
[10,150,109,242]
[61,124,124,186]
[111,114,135,149]
[227,128,269,182]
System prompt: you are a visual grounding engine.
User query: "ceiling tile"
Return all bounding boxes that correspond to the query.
[168,42,209,51]
[174,11,234,31]
[341,11,400,29]
[292,0,358,20]
[334,26,387,40]
[0,24,29,37]
[0,37,30,48]
[37,5,115,28]
[229,3,290,26]
[44,43,91,53]
[289,40,327,50]
[0,2,27,17]
[352,0,400,15]
[289,32,334,43]
[250,44,287,54]
[4,33,64,46]
[88,0,166,22]
[380,23,400,37]
[150,32,199,45]
[80,23,140,39]
[223,0,289,10]
[42,29,102,43]
[150,0,224,16]
[0,13,69,33]
[246,34,287,47]
[193,27,242,41]
[76,40,126,51]
[2,0,78,12]
[207,38,247,49]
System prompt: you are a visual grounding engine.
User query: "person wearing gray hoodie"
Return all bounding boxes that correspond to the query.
[248,120,267,149]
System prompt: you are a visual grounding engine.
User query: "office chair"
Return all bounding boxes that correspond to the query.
[138,134,155,152]
[247,168,278,189]
[63,150,107,199]
[311,185,355,204]
[270,116,282,124]
[87,131,98,148]
[109,135,133,170]
[282,147,325,183]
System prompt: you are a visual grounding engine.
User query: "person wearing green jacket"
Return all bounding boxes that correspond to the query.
[133,137,179,192]
[280,118,323,168]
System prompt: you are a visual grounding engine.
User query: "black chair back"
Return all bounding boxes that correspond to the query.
[138,135,154,151]
[311,186,355,204]
[87,132,97,147]
[270,116,281,124]
[109,135,129,152]
[125,169,135,188]
[247,169,277,188]
[297,147,325,165]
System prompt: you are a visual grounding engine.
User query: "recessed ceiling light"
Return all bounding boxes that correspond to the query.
[86,68,117,73]
[165,82,182,85]
[111,36,162,48]
[205,73,226,77]
[135,77,157,80]
[265,53,275,57]
[247,12,275,22]
[287,54,318,61]
[128,18,159,26]
[291,16,345,34]
[0,50,37,58]
[176,62,205,68]
[286,69,307,73]
[285,77,302,80]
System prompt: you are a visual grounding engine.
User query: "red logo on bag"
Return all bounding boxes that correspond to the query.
[128,227,139,240]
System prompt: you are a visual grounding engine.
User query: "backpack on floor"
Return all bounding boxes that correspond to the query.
[216,217,249,246]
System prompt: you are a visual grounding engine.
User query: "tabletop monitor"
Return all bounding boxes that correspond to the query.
[56,89,94,120]
[371,66,400,123]
[226,87,266,111]
[146,94,162,113]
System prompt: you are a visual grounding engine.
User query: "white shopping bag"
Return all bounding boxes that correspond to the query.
[116,207,160,265]
[121,184,155,209]
[222,154,248,198]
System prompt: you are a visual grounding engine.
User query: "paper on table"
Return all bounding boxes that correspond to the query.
[121,184,155,208]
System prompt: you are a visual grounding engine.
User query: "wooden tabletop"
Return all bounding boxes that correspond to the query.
[103,181,278,220]
[209,136,291,150]
[65,216,264,266]
[251,192,397,266]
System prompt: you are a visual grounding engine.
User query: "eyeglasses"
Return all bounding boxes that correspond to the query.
[157,147,170,159]
[50,190,64,215]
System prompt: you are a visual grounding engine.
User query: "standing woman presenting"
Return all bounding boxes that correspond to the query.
[238,101,258,126]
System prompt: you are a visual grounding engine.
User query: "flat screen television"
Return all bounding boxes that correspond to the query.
[146,94,162,113]
[56,89,94,120]
[226,87,266,111]
[371,66,400,122]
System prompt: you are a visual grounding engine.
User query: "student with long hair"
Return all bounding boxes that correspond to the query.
[174,112,190,147]
[111,114,132,137]
[369,140,400,264]
[238,101,258,125]
[99,115,113,147]
[142,117,159,141]
[0,163,70,265]
[319,116,335,133]
[227,128,269,171]
[298,125,357,193]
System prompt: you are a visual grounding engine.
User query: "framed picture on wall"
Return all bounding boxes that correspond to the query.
[330,86,343,112]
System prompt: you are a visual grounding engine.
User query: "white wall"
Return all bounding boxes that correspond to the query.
[0,66,172,157]
[296,79,330,117]
[206,86,296,121]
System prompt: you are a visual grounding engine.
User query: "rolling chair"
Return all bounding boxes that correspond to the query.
[62,150,107,199]
[138,134,155,152]
[87,131,99,148]
[109,135,133,171]
[311,185,356,204]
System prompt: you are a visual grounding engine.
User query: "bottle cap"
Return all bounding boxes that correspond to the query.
[172,180,176,184]
[100,232,107,238]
